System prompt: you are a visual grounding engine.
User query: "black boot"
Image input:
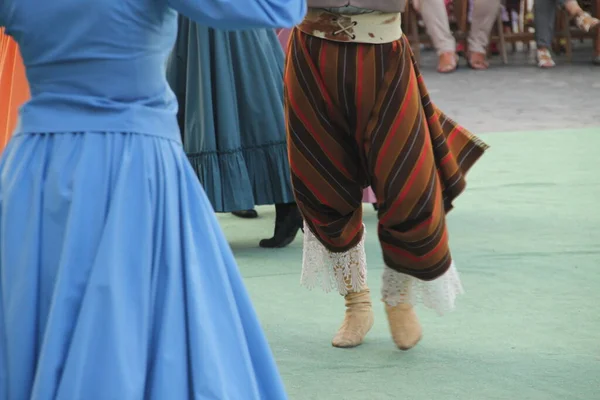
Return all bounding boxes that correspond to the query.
[259,202,303,248]
[232,209,258,219]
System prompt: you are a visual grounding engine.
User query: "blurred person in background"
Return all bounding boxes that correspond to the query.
[416,0,500,72]
[535,0,599,67]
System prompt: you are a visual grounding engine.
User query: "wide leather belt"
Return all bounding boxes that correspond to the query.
[297,8,403,44]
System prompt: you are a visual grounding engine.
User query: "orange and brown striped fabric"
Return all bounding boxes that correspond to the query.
[0,29,30,153]
[284,29,488,281]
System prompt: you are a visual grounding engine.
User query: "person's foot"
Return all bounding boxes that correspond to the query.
[332,289,375,348]
[385,303,422,350]
[437,51,458,73]
[259,203,302,248]
[467,52,489,70]
[232,209,258,218]
[536,48,556,68]
[573,11,600,32]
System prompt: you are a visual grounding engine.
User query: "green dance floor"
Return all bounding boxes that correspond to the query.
[217,128,600,400]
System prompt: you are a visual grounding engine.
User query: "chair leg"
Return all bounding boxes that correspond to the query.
[410,7,421,65]
[497,11,509,64]
[563,10,573,62]
[523,0,531,51]
[594,0,599,59]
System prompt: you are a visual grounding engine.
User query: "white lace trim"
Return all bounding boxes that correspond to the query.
[300,222,464,315]
[381,263,464,316]
[300,222,367,295]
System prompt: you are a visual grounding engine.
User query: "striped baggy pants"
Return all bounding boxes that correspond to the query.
[284,30,487,311]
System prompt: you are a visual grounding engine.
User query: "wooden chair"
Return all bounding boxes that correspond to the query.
[494,6,509,64]
[490,0,543,63]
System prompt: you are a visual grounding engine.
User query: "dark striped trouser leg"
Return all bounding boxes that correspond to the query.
[365,36,486,283]
[284,30,369,294]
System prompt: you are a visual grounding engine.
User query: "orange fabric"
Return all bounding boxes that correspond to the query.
[1,29,30,152]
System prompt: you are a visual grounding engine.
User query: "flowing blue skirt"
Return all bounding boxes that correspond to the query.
[0,131,287,399]
[167,19,294,212]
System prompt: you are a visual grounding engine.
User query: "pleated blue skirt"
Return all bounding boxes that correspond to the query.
[167,19,294,212]
[0,131,287,399]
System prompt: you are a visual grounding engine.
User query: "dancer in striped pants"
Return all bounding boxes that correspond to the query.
[284,4,488,350]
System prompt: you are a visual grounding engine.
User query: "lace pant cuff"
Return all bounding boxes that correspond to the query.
[300,222,368,295]
[300,223,464,315]
[381,264,464,315]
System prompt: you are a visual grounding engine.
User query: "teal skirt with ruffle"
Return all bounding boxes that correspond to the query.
[167,18,294,212]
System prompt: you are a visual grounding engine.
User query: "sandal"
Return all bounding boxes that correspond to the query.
[536,48,556,68]
[437,52,458,73]
[466,52,489,70]
[574,11,600,32]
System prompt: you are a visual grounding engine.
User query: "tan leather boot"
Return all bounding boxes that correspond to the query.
[385,303,422,350]
[332,289,374,348]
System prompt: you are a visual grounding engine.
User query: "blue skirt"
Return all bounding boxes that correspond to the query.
[0,131,287,399]
[167,19,294,212]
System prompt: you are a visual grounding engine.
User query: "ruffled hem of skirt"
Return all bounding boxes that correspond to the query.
[187,141,295,212]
